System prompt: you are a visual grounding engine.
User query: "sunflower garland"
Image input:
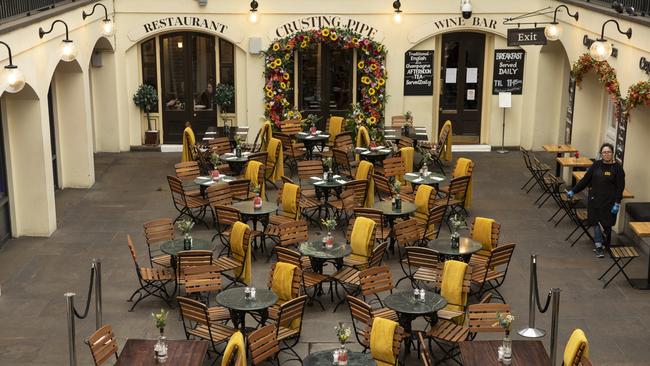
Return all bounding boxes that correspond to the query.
[262,27,387,129]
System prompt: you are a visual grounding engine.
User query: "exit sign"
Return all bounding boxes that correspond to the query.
[507,27,547,46]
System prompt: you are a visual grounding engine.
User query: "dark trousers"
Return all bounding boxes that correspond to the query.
[594,225,612,249]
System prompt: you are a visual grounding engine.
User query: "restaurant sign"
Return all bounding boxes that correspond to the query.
[507,28,547,46]
[404,51,434,96]
[492,49,525,95]
[272,16,383,40]
[128,17,241,42]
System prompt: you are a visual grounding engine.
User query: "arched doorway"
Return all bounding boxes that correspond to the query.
[157,32,235,143]
[438,31,486,144]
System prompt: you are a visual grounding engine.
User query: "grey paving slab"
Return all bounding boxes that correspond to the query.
[0,150,648,365]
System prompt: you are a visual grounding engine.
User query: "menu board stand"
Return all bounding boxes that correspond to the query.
[564,76,576,144]
[404,51,434,96]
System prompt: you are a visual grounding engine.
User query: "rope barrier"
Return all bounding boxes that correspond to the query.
[72,262,95,320]
[533,263,552,314]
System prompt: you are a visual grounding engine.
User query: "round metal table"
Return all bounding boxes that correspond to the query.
[295,132,330,160]
[222,153,249,175]
[383,290,447,355]
[311,176,349,218]
[215,287,278,336]
[403,172,447,190]
[232,201,278,252]
[375,200,418,252]
[356,147,392,164]
[304,349,376,366]
[298,241,351,273]
[428,236,483,262]
[193,175,236,187]
[160,238,214,257]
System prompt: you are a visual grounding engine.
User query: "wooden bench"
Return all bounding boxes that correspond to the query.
[627,222,650,290]
[630,222,650,237]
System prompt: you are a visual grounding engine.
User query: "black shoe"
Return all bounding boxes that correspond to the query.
[595,247,605,258]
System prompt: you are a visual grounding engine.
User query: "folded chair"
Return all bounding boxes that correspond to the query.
[143,218,174,269]
[177,296,236,359]
[85,324,119,366]
[126,235,174,311]
[471,243,516,303]
[274,295,308,364]
[167,175,208,226]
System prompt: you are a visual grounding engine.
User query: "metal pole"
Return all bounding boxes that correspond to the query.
[65,292,77,366]
[93,259,102,330]
[518,254,545,338]
[497,107,508,154]
[549,288,561,366]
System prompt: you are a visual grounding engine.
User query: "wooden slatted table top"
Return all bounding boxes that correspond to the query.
[459,340,550,366]
[630,222,650,237]
[572,171,634,198]
[543,144,578,153]
[556,157,593,168]
[115,339,208,366]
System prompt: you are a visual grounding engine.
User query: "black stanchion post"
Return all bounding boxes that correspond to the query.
[549,288,561,366]
[518,254,545,338]
[93,259,102,330]
[65,292,77,366]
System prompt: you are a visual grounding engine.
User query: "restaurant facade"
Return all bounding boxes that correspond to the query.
[1,0,649,239]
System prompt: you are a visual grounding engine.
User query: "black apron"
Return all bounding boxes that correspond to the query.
[585,162,621,227]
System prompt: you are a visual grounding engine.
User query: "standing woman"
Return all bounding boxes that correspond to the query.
[568,143,625,257]
[181,121,196,162]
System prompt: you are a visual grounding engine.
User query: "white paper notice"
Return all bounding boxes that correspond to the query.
[445,68,457,84]
[466,68,478,83]
[467,89,476,101]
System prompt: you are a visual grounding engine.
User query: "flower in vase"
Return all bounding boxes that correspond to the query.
[152,308,169,330]
[335,322,351,343]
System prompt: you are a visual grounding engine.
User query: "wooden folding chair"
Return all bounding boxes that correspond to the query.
[274,295,308,364]
[205,183,232,227]
[353,208,391,245]
[468,218,501,268]
[372,173,393,202]
[177,296,236,358]
[358,266,399,322]
[182,265,231,323]
[143,218,174,269]
[248,325,280,366]
[275,247,328,311]
[126,235,174,311]
[212,225,252,287]
[333,147,356,178]
[599,246,639,288]
[276,132,305,174]
[174,161,202,197]
[397,246,439,288]
[471,243,516,302]
[167,175,208,227]
[85,324,119,366]
[369,319,404,366]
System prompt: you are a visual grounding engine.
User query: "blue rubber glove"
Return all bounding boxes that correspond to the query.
[567,190,574,199]
[611,203,621,214]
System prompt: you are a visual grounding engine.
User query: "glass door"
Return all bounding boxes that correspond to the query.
[439,32,485,144]
[299,44,353,130]
[161,32,216,143]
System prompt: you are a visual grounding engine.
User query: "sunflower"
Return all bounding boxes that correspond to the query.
[288,111,294,117]
[301,41,307,48]
[272,43,280,51]
[280,82,287,89]
[284,53,291,60]
[275,58,283,67]
[322,28,330,37]
[368,116,377,125]
[283,73,290,80]
[377,78,385,86]
[368,88,376,95]
[371,96,378,104]
[352,38,359,45]
[265,85,272,92]
[377,45,383,52]
[357,61,365,69]
[266,90,274,98]
[370,64,378,71]
[361,76,371,85]
[330,33,338,41]
[265,103,272,110]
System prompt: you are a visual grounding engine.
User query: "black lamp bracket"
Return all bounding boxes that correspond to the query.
[598,19,632,41]
[82,3,109,21]
[250,0,258,11]
[39,19,71,41]
[0,40,15,67]
[503,5,578,27]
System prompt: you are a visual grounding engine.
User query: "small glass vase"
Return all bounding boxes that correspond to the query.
[235,146,242,158]
[154,328,168,363]
[325,232,334,248]
[327,169,334,182]
[501,330,512,365]
[450,232,460,249]
[183,233,193,250]
[395,194,402,209]
[253,193,263,209]
[337,343,348,366]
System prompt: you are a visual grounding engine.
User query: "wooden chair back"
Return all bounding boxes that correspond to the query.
[126,234,141,270]
[391,115,406,128]
[345,218,378,251]
[276,295,308,330]
[346,295,373,347]
[452,158,475,179]
[280,120,302,135]
[423,204,447,240]
[405,247,439,271]
[274,132,293,153]
[208,137,232,155]
[470,218,501,249]
[334,132,354,151]
[448,175,471,198]
[434,124,451,157]
[370,321,405,365]
[345,180,369,208]
[266,139,282,178]
[277,185,301,219]
[393,219,421,248]
[177,250,214,282]
[276,220,309,247]
[177,296,209,327]
[297,160,324,184]
[417,332,433,366]
[85,324,119,366]
[248,151,268,166]
[206,183,232,207]
[274,247,302,268]
[429,262,473,295]
[143,218,174,245]
[228,179,251,199]
[359,265,394,298]
[382,157,405,178]
[175,161,201,182]
[214,205,241,228]
[467,302,511,334]
[368,242,388,267]
[267,263,302,300]
[372,173,393,201]
[229,225,252,265]
[183,265,222,295]
[333,148,354,177]
[485,243,516,273]
[167,175,188,205]
[398,136,413,149]
[248,325,279,366]
[354,208,386,240]
[244,161,265,189]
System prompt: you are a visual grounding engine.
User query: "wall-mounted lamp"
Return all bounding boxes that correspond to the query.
[544,5,579,41]
[82,3,114,37]
[39,20,78,62]
[0,41,26,93]
[392,1,403,24]
[584,19,632,61]
[640,57,650,75]
[249,0,259,23]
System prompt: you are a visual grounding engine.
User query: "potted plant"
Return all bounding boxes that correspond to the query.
[214,83,235,128]
[177,218,195,250]
[133,84,159,145]
[321,219,337,248]
[392,179,402,210]
[152,308,169,362]
[449,214,467,249]
[334,322,351,365]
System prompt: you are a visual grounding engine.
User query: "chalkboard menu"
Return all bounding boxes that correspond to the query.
[404,50,434,95]
[492,49,525,95]
[564,76,576,144]
[615,109,628,165]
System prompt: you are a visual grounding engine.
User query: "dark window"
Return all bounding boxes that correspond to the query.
[141,38,159,112]
[219,39,235,113]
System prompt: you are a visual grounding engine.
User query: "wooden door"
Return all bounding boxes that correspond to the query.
[439,32,485,144]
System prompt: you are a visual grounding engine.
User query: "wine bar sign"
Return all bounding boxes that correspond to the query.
[404,50,434,95]
[492,49,525,95]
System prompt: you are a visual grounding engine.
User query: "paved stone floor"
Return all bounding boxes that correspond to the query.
[0,150,649,365]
